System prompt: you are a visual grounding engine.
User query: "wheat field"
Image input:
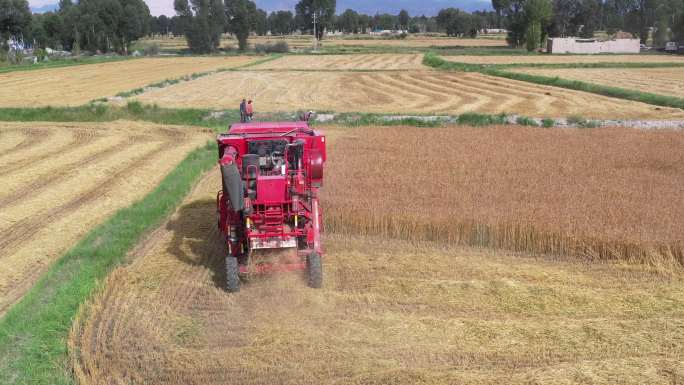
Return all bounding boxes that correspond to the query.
[70,161,684,385]
[133,69,683,119]
[0,121,211,314]
[510,67,684,98]
[444,54,684,65]
[322,125,684,267]
[248,54,428,70]
[0,56,257,107]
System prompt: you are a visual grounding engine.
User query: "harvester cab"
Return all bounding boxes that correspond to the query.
[216,121,326,292]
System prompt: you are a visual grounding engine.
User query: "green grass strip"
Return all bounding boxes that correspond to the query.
[487,68,684,109]
[0,141,217,385]
[498,61,684,69]
[0,56,135,74]
[424,52,684,110]
[0,103,239,131]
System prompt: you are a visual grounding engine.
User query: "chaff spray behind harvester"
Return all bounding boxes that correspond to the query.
[217,121,326,292]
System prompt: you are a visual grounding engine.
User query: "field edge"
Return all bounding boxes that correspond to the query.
[0,141,217,385]
[423,52,684,110]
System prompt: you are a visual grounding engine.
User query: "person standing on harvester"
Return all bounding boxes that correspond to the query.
[239,99,247,123]
[246,100,254,122]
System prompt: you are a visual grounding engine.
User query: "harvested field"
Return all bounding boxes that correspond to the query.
[249,54,427,70]
[510,67,684,98]
[0,56,256,107]
[71,166,684,385]
[324,125,684,266]
[443,54,684,65]
[134,70,684,119]
[0,121,211,314]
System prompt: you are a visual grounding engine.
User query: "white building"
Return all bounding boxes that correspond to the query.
[547,38,640,54]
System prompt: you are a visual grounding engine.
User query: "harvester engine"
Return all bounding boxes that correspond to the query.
[216,122,326,292]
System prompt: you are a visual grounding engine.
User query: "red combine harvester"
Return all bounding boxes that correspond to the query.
[216,121,326,292]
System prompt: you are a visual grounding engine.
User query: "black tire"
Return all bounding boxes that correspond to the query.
[307,252,323,289]
[226,256,240,293]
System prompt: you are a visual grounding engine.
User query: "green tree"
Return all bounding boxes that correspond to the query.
[0,0,31,53]
[398,9,410,30]
[437,8,478,37]
[268,10,294,35]
[175,0,225,53]
[338,8,359,33]
[295,0,336,40]
[224,0,257,50]
[523,0,552,50]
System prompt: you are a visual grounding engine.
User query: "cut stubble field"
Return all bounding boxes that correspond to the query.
[248,54,428,70]
[70,126,684,385]
[443,54,684,65]
[0,121,211,314]
[511,66,684,99]
[0,56,257,107]
[133,68,684,119]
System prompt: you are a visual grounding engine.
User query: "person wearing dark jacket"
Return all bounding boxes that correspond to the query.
[239,99,247,123]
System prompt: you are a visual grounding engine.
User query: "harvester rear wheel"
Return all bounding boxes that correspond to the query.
[226,256,240,293]
[307,252,322,289]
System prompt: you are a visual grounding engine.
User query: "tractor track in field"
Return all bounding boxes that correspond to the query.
[0,130,97,177]
[0,140,169,262]
[0,128,52,161]
[0,121,212,316]
[0,135,154,209]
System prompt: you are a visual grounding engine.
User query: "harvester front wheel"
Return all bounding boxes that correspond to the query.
[226,256,240,293]
[307,252,322,289]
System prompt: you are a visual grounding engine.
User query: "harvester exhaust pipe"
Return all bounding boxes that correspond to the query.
[221,162,244,212]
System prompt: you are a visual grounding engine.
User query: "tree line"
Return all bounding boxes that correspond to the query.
[2,0,683,56]
[1,0,150,55]
[494,0,684,50]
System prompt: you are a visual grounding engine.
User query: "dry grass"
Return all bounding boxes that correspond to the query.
[133,70,683,119]
[510,67,684,98]
[443,54,684,65]
[323,125,684,268]
[0,56,257,107]
[248,54,428,70]
[69,169,684,385]
[0,121,211,314]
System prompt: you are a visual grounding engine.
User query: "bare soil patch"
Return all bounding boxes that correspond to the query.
[0,121,211,313]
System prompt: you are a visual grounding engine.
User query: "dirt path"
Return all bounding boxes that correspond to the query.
[71,169,684,385]
[0,121,212,314]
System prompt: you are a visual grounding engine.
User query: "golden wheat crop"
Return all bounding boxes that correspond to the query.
[0,56,257,107]
[323,125,684,268]
[0,121,211,314]
[70,167,684,385]
[510,67,684,98]
[133,69,683,119]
